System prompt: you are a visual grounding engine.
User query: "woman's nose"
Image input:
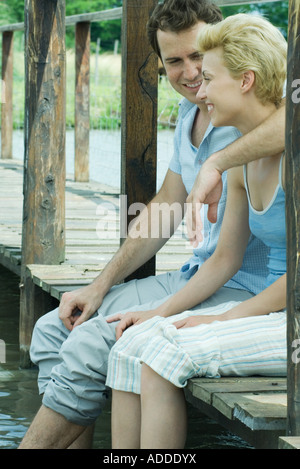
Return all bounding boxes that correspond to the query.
[197,81,207,101]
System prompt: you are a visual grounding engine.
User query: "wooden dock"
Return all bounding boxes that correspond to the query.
[0,158,191,290]
[1,158,299,449]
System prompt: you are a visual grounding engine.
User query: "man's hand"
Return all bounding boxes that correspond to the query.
[59,284,103,331]
[107,309,158,340]
[186,158,223,247]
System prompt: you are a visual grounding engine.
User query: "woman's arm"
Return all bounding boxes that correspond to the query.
[187,104,286,242]
[110,167,251,339]
[175,274,286,329]
[156,167,250,316]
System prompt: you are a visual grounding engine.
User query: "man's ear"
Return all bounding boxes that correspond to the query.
[240,70,255,94]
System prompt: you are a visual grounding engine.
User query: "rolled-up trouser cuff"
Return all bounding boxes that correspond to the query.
[42,315,116,426]
[42,383,109,426]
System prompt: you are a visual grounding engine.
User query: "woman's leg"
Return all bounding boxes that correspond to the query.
[111,390,141,449]
[140,364,187,449]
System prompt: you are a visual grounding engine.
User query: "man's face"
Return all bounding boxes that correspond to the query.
[157,22,207,104]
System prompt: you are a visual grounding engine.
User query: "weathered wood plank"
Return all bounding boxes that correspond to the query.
[185,378,287,449]
[20,0,66,366]
[22,1,66,266]
[187,377,287,406]
[213,392,287,430]
[285,0,300,437]
[121,0,158,281]
[278,436,300,449]
[1,31,13,159]
[75,22,90,182]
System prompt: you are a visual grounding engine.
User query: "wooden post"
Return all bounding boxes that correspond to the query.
[121,0,158,281]
[20,0,66,367]
[1,31,13,159]
[75,21,90,182]
[285,0,300,437]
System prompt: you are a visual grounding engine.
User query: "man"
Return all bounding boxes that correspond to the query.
[19,0,285,449]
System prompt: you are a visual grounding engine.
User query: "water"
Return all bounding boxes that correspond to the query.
[11,129,176,191]
[0,265,252,449]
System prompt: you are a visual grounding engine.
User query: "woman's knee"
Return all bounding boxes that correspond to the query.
[140,364,161,397]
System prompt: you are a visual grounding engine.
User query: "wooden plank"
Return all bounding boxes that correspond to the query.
[187,377,287,405]
[121,0,158,281]
[285,0,300,437]
[1,31,13,159]
[65,8,123,26]
[75,22,90,182]
[213,392,287,430]
[278,436,300,449]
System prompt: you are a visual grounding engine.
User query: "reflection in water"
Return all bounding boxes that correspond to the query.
[0,265,251,449]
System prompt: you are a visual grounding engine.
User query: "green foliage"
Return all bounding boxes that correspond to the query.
[0,1,289,49]
[65,0,122,51]
[221,1,289,38]
[0,0,123,51]
[0,0,24,24]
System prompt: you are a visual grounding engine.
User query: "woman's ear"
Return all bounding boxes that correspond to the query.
[240,70,255,94]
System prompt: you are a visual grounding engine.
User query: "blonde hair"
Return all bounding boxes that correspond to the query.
[197,13,287,107]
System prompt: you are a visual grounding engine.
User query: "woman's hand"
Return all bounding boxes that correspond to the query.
[174,314,220,329]
[107,309,159,340]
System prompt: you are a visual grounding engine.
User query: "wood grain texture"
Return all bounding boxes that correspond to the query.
[1,32,13,159]
[121,0,158,281]
[285,0,300,438]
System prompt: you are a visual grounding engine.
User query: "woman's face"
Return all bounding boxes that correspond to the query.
[197,47,243,128]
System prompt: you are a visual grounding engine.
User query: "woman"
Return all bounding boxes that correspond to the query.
[105,14,287,449]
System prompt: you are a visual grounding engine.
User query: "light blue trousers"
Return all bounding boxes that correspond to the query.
[30,271,253,426]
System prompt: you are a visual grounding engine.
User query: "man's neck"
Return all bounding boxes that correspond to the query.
[191,104,210,148]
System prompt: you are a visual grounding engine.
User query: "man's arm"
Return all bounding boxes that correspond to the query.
[59,170,188,330]
[187,103,286,246]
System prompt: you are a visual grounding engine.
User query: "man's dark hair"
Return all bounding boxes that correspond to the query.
[147,0,223,59]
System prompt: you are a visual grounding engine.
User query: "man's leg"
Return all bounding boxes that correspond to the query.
[19,405,86,449]
[22,272,188,449]
[30,271,187,395]
[68,425,95,449]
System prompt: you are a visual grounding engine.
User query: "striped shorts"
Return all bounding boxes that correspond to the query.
[105,301,287,394]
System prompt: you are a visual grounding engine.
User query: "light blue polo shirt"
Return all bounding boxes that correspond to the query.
[169,98,269,295]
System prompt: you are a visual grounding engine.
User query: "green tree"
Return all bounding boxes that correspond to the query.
[65,0,122,51]
[0,0,24,24]
[0,0,123,51]
[221,1,289,38]
[0,1,290,48]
